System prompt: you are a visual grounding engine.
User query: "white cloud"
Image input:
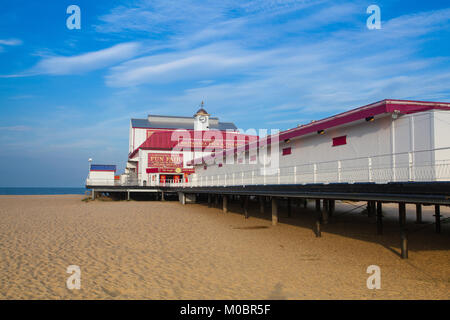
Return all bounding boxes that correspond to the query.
[130,6,450,127]
[28,42,142,76]
[0,125,31,132]
[106,43,279,87]
[0,39,22,46]
[0,38,22,53]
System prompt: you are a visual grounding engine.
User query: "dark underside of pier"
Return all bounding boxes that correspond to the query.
[166,182,450,205]
[87,182,450,204]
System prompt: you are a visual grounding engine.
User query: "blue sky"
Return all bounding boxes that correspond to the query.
[0,0,449,187]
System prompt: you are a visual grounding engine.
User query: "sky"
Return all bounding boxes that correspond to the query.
[0,0,449,187]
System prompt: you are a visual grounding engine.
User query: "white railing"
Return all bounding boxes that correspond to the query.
[86,148,450,188]
[183,147,450,188]
[86,175,138,187]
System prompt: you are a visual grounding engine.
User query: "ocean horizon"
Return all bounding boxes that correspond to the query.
[0,187,87,195]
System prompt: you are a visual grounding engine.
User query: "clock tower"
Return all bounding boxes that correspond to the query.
[194,102,210,131]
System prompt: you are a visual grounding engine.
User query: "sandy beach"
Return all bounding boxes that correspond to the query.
[0,194,448,300]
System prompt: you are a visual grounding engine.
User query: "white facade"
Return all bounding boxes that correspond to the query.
[87,170,116,186]
[189,110,450,186]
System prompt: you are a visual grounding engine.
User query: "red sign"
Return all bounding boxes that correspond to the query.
[148,153,183,169]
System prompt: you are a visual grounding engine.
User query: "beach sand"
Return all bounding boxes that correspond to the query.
[0,194,448,300]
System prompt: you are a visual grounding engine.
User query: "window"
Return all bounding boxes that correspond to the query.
[282,147,292,156]
[332,135,347,147]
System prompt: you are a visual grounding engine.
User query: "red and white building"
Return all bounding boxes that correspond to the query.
[125,107,256,186]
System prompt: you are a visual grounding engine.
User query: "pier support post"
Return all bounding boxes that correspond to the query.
[223,195,228,213]
[271,197,278,226]
[127,191,130,201]
[287,198,291,217]
[215,194,219,207]
[366,201,370,217]
[322,201,329,225]
[376,201,383,235]
[208,194,212,208]
[179,192,186,205]
[91,190,96,200]
[244,196,249,219]
[259,196,264,214]
[399,203,406,226]
[329,200,335,217]
[315,219,321,237]
[315,199,321,212]
[415,204,423,224]
[435,205,441,234]
[304,199,308,208]
[161,191,165,202]
[368,201,376,217]
[401,229,408,259]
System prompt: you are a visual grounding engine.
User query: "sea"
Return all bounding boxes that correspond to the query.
[0,187,87,195]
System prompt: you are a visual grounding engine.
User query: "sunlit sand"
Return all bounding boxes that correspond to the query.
[0,195,448,299]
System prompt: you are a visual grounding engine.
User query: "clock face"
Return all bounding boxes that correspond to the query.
[199,116,207,123]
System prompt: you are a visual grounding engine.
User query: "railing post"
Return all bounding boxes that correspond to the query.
[241,172,244,186]
[277,168,280,185]
[263,166,266,185]
[252,170,254,185]
[233,172,235,186]
[313,163,317,183]
[294,166,297,184]
[408,152,414,181]
[338,160,342,182]
[224,173,227,186]
[368,157,373,182]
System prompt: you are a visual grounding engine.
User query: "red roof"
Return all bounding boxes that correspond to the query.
[129,130,257,159]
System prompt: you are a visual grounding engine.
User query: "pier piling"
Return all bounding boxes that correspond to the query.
[401,229,408,259]
[368,201,376,217]
[287,198,291,217]
[179,192,186,205]
[315,219,321,237]
[315,199,321,212]
[244,196,249,219]
[435,205,441,234]
[329,200,335,217]
[399,202,406,226]
[259,196,264,214]
[272,197,278,226]
[376,201,383,235]
[415,204,423,224]
[223,195,228,213]
[322,200,329,225]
